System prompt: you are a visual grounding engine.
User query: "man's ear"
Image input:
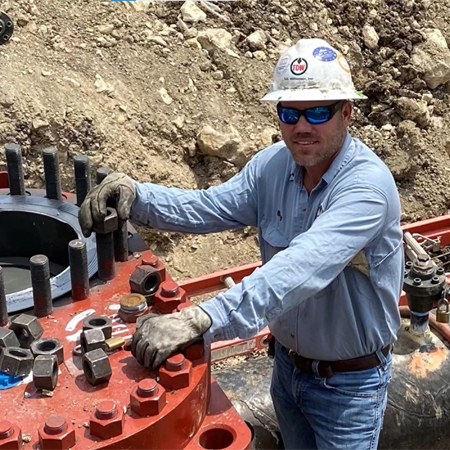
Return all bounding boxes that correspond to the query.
[342,101,353,126]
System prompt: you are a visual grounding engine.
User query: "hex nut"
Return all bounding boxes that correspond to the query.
[0,346,34,376]
[129,265,161,296]
[0,421,22,450]
[158,354,192,391]
[10,313,44,348]
[80,328,106,354]
[82,348,112,386]
[0,327,20,348]
[93,207,118,234]
[38,416,76,450]
[130,380,167,417]
[31,338,64,365]
[82,315,112,339]
[89,401,124,440]
[33,355,58,391]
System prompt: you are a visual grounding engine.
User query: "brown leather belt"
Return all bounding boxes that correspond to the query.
[287,345,391,378]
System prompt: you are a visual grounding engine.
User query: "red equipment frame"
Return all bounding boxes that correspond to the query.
[0,174,252,450]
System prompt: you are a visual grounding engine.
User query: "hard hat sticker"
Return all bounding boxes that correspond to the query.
[276,55,291,75]
[313,47,337,62]
[337,54,351,73]
[290,57,308,76]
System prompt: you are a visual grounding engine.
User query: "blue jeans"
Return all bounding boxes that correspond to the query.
[270,342,392,450]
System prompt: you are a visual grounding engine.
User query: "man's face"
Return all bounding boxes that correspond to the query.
[278,100,352,167]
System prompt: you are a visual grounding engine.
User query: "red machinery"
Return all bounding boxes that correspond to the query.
[0,145,252,450]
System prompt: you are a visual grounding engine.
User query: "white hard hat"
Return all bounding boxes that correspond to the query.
[261,38,367,102]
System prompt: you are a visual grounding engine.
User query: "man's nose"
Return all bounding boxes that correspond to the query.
[293,115,313,133]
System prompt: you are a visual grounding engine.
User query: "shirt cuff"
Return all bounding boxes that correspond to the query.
[199,297,236,345]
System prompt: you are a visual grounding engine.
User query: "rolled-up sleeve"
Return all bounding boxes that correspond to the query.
[201,185,389,343]
[130,160,259,233]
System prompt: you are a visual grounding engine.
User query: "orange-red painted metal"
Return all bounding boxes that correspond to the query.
[38,416,76,450]
[0,181,252,450]
[0,172,8,190]
[159,354,192,391]
[155,279,187,314]
[0,421,22,450]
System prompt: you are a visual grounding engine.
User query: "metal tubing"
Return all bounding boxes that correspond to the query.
[43,147,62,200]
[408,311,430,335]
[221,276,236,289]
[30,254,53,317]
[404,231,428,258]
[74,156,91,207]
[0,266,8,326]
[5,143,25,195]
[114,219,129,262]
[68,240,90,300]
[96,233,115,281]
[96,167,113,185]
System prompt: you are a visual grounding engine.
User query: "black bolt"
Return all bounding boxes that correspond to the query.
[114,219,129,262]
[96,167,113,185]
[68,240,90,301]
[30,255,53,317]
[0,267,8,327]
[5,143,25,195]
[96,234,115,281]
[74,155,91,207]
[43,147,62,200]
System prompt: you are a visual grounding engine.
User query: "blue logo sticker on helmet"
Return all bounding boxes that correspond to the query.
[290,57,308,76]
[313,46,337,62]
[276,55,291,74]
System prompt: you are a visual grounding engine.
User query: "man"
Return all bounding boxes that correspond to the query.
[79,38,403,449]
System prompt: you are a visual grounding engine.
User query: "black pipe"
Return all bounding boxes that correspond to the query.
[30,254,53,317]
[68,240,90,300]
[96,166,113,185]
[114,220,129,262]
[0,266,8,326]
[5,143,25,195]
[43,147,62,200]
[74,156,91,207]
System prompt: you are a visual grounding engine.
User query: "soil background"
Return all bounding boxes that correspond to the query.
[1,0,450,282]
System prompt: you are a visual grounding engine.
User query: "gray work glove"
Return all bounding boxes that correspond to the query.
[124,305,212,369]
[78,172,136,237]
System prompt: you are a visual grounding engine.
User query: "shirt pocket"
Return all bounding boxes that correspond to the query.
[260,217,290,253]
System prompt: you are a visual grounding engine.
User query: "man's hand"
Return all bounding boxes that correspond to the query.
[78,173,136,237]
[124,306,212,369]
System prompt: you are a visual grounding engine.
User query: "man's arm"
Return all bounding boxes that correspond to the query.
[130,160,259,233]
[200,185,393,343]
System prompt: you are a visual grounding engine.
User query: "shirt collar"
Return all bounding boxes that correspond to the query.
[321,132,354,186]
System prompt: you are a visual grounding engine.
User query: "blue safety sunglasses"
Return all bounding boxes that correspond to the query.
[277,101,344,125]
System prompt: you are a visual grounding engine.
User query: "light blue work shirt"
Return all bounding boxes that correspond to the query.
[131,132,403,361]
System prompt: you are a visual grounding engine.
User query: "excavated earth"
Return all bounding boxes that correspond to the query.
[1,0,450,283]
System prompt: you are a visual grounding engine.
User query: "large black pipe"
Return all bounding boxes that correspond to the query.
[5,143,25,195]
